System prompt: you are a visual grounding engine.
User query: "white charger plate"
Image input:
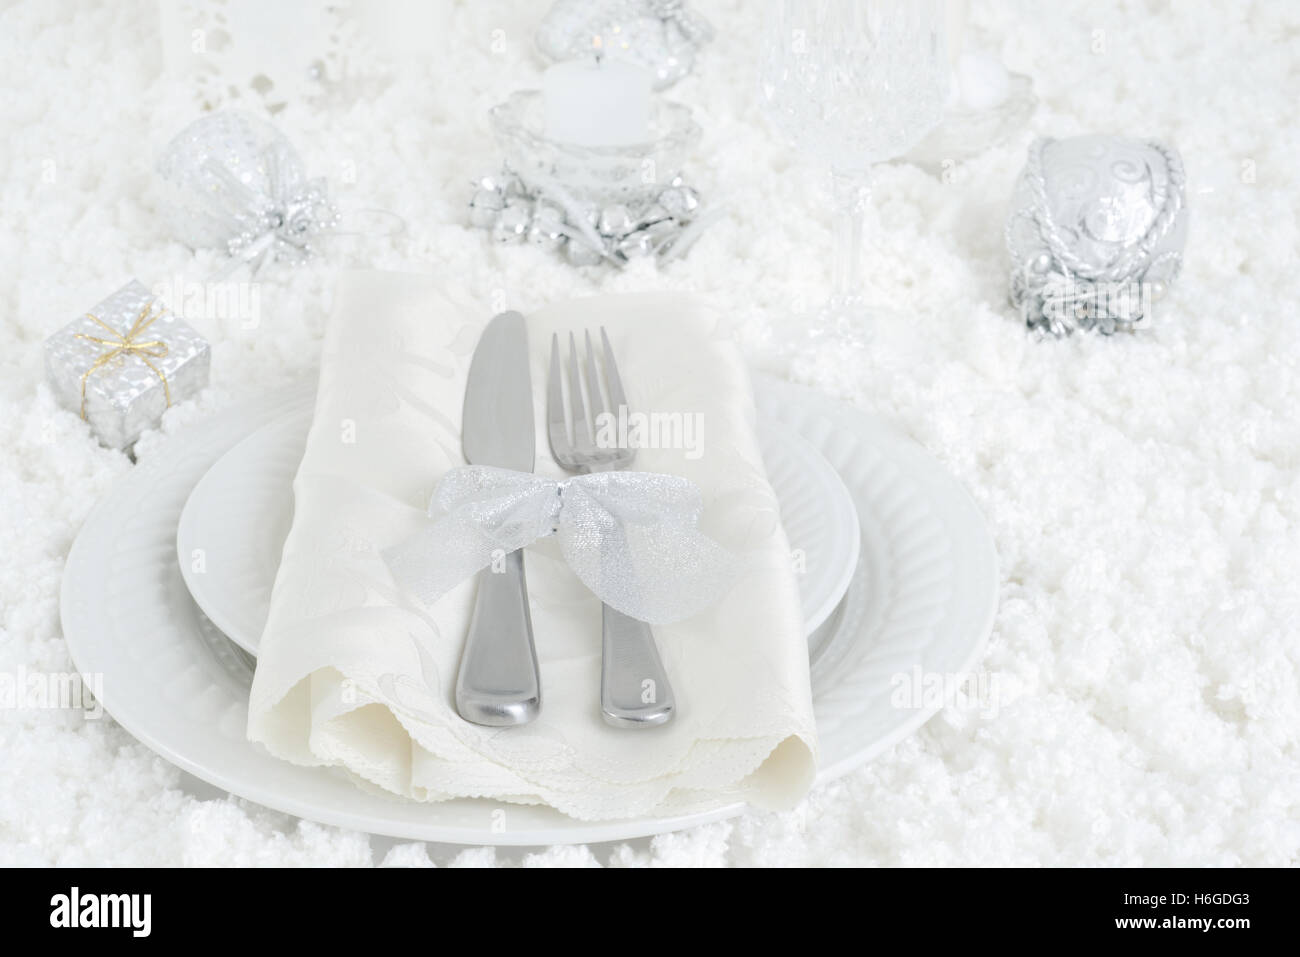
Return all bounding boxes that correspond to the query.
[176,401,861,655]
[61,377,998,845]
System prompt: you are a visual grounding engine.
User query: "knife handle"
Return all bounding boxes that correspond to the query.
[600,604,675,728]
[455,549,541,726]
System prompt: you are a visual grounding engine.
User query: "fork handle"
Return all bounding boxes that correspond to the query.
[601,604,674,727]
[456,549,541,726]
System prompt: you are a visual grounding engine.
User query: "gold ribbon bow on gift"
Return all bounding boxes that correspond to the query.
[74,301,171,420]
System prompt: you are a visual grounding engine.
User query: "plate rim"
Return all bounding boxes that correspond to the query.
[62,377,998,846]
[757,376,999,781]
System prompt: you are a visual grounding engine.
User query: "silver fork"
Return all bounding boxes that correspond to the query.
[547,328,675,728]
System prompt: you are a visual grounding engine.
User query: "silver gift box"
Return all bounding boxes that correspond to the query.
[44,280,210,450]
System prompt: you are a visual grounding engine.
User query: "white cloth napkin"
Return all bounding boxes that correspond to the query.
[247,270,817,820]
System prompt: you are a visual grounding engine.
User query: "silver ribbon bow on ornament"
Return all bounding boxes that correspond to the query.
[1010,264,1170,337]
[383,465,742,625]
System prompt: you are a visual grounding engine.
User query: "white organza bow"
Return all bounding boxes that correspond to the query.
[383,465,742,624]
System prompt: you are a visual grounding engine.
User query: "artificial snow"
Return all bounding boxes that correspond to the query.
[1,0,1298,865]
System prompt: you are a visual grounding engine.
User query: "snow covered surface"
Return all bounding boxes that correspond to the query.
[1,0,1298,866]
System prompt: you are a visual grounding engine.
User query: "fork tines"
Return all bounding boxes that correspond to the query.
[547,327,631,471]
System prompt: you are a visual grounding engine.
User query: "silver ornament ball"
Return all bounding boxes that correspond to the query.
[1006,134,1189,335]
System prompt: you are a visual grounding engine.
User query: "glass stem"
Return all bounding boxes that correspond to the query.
[830,167,873,305]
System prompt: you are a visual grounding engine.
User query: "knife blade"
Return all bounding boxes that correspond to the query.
[455,311,542,726]
[462,311,535,471]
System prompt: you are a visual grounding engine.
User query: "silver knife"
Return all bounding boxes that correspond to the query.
[455,311,541,726]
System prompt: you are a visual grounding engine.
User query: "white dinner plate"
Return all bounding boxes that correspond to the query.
[61,376,998,845]
[175,402,861,655]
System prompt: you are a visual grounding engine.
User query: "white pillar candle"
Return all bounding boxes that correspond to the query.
[542,56,652,148]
